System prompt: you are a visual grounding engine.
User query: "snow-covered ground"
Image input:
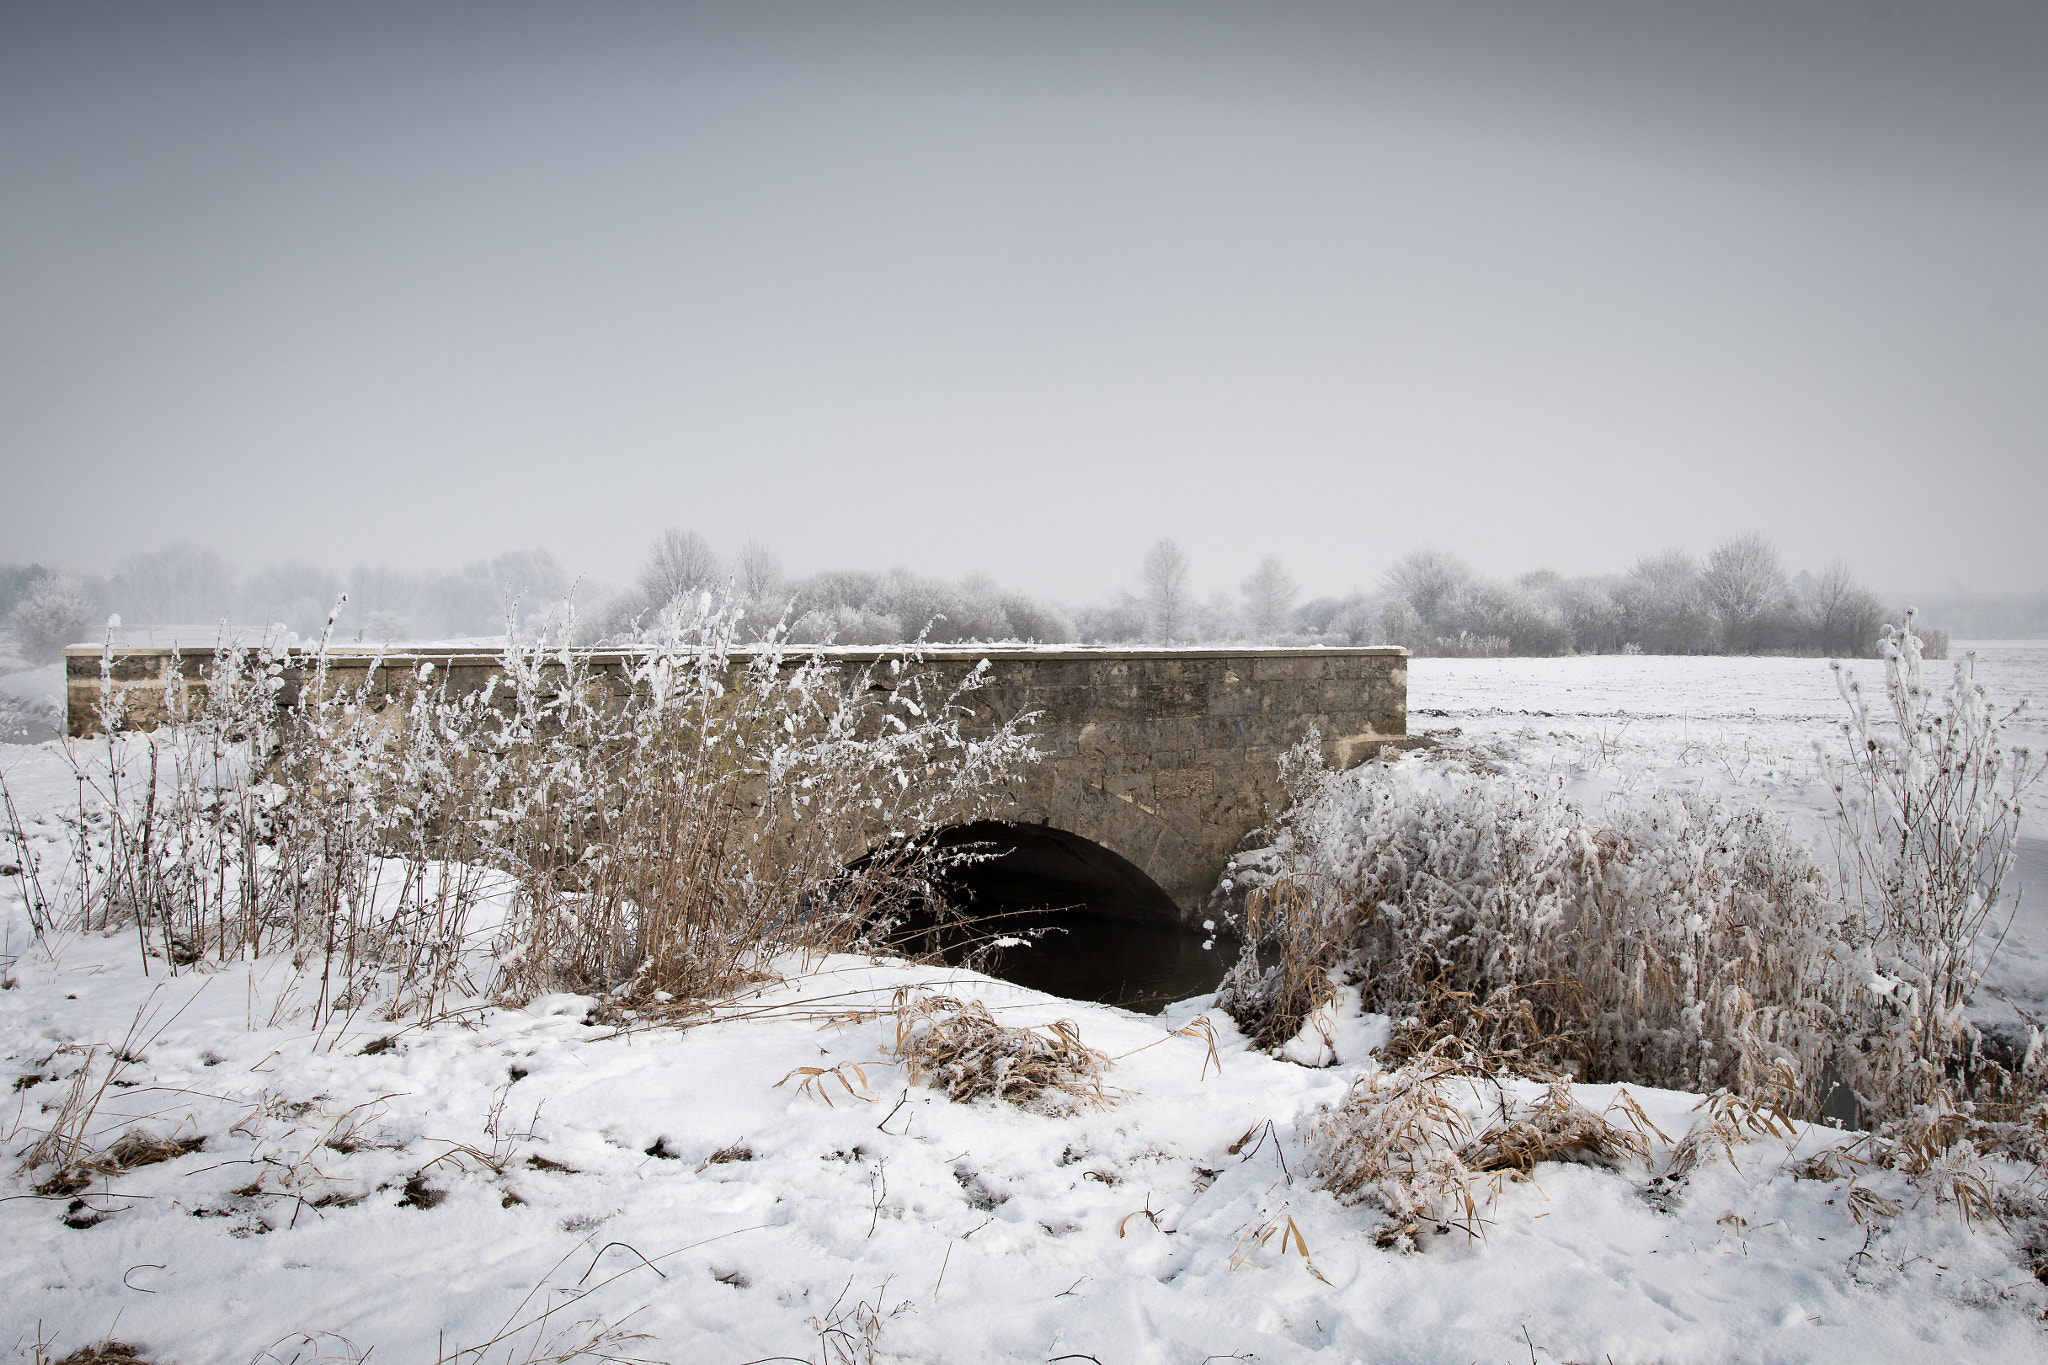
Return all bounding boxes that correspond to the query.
[1,648,2045,1362]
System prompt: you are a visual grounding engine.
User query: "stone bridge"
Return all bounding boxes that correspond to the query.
[68,644,1408,921]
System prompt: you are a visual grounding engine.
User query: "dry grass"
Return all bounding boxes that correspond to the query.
[1228,1213,1332,1282]
[1793,1090,2034,1228]
[1305,1059,1482,1231]
[1306,1054,1660,1241]
[890,996,1110,1114]
[1384,974,1593,1079]
[1239,624,2044,1129]
[1663,1063,1800,1180]
[777,1062,874,1107]
[34,1128,205,1197]
[49,1345,146,1365]
[1227,739,1883,1118]
[1462,1080,1652,1177]
[1214,878,1341,1051]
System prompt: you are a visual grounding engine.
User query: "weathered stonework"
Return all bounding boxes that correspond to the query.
[65,644,1408,919]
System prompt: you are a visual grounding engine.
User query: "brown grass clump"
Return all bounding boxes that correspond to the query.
[1226,738,1860,1115]
[1306,1056,1658,1241]
[33,1127,204,1196]
[777,1062,873,1107]
[51,1345,145,1365]
[1462,1080,1652,1177]
[891,996,1109,1114]
[1794,1091,2030,1228]
[1384,975,1594,1079]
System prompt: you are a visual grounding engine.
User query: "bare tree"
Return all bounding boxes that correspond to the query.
[1702,532,1791,653]
[111,542,235,625]
[1240,556,1299,642]
[639,528,722,610]
[1139,538,1191,643]
[241,561,343,636]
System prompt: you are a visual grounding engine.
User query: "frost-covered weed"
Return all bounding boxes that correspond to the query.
[485,596,1037,1009]
[34,595,1038,1025]
[1823,615,2045,1114]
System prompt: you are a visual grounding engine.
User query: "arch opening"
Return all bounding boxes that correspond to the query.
[886,821,1232,1015]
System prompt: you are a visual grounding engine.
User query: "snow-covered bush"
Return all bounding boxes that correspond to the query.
[9,575,94,661]
[1222,743,1855,1109]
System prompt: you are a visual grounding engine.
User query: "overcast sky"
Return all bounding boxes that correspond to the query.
[4,2,2043,601]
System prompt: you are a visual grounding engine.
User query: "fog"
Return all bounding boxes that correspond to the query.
[4,3,2044,603]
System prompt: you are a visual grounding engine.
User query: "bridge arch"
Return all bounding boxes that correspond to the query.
[890,820,1228,1014]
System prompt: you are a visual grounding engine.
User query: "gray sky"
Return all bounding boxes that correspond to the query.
[4,1,2044,601]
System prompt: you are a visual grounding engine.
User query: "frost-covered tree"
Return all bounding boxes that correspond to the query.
[1074,590,1148,644]
[1528,571,1627,655]
[0,564,54,622]
[1240,556,1299,642]
[736,540,786,621]
[10,576,94,661]
[640,528,722,610]
[1380,548,1471,643]
[1453,579,1570,655]
[241,561,344,636]
[1139,539,1192,643]
[1616,550,1713,654]
[1192,589,1239,643]
[1702,532,1791,653]
[111,543,236,625]
[484,548,569,608]
[1325,598,1378,646]
[1803,559,1887,658]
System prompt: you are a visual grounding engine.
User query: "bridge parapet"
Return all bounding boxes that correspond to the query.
[65,643,1406,918]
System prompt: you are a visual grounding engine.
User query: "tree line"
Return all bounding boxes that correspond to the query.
[0,529,1991,665]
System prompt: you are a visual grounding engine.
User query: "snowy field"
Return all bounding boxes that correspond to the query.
[1,647,2045,1363]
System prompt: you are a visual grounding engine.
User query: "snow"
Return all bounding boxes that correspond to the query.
[2,650,2046,1362]
[0,662,60,744]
